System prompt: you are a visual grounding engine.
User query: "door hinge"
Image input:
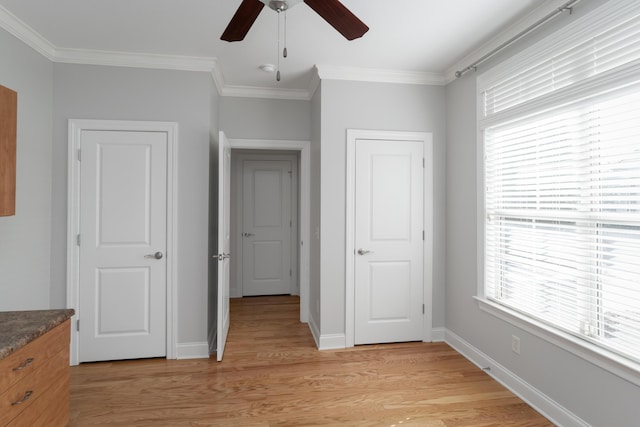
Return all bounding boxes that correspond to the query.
[422,158,425,168]
[77,149,82,161]
[289,269,292,277]
[76,234,81,246]
[76,319,80,331]
[422,304,425,314]
[290,220,292,228]
[422,230,425,241]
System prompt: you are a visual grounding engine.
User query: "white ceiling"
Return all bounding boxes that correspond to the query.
[0,0,540,93]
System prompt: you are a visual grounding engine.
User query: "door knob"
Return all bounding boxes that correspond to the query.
[213,253,231,261]
[145,251,164,259]
[243,232,255,237]
[357,249,373,255]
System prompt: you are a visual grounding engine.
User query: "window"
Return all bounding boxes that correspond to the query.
[479,0,640,367]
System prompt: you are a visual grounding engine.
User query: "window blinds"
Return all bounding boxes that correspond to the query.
[481,0,640,364]
[484,13,640,116]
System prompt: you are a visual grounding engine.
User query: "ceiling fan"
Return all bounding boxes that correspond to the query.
[221,0,369,42]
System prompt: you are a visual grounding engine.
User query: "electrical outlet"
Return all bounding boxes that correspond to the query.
[511,335,521,355]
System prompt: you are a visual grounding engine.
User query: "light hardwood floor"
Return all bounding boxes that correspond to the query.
[69,296,553,426]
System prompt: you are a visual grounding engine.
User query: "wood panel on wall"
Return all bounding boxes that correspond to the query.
[0,84,17,216]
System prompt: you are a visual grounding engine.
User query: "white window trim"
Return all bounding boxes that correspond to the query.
[475,0,640,386]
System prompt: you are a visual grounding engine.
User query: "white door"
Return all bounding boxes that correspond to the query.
[216,131,231,361]
[354,139,424,345]
[241,160,292,296]
[78,130,167,362]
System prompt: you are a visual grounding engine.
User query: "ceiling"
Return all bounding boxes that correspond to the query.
[0,0,540,95]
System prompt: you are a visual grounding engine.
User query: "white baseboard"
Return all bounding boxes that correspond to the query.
[431,327,445,342]
[307,315,346,350]
[308,321,443,350]
[319,333,346,350]
[176,342,210,359]
[445,329,589,427]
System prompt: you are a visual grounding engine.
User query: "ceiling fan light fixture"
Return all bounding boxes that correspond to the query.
[259,0,304,12]
[269,1,288,12]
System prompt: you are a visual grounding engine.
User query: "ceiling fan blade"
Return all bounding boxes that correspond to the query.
[304,0,369,40]
[221,0,265,42]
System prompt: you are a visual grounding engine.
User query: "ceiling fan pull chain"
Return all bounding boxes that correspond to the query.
[283,11,288,58]
[277,10,281,81]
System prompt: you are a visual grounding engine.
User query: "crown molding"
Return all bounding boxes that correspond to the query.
[316,65,446,86]
[0,4,55,60]
[54,48,218,72]
[444,0,572,83]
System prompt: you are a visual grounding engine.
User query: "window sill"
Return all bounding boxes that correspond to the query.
[474,296,640,387]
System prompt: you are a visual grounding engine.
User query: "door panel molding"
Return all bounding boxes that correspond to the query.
[346,129,433,347]
[67,119,178,365]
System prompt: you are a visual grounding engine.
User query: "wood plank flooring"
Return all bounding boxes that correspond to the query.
[69,296,553,426]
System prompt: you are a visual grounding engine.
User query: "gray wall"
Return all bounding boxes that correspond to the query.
[0,28,53,310]
[219,97,310,140]
[52,64,213,345]
[318,80,447,336]
[444,0,640,424]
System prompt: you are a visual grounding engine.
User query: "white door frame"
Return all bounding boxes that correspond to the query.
[228,139,310,323]
[345,129,433,347]
[66,119,178,366]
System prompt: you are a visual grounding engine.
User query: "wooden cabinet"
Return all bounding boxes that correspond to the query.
[0,320,70,426]
[0,84,17,217]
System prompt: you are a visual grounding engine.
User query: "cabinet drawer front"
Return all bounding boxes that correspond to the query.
[0,321,69,392]
[6,375,69,427]
[0,343,68,425]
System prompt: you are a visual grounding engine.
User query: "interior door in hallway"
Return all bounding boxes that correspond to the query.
[78,129,167,362]
[216,131,231,361]
[242,159,293,296]
[354,138,424,345]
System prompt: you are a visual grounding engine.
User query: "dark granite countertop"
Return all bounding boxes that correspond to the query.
[0,309,75,360]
